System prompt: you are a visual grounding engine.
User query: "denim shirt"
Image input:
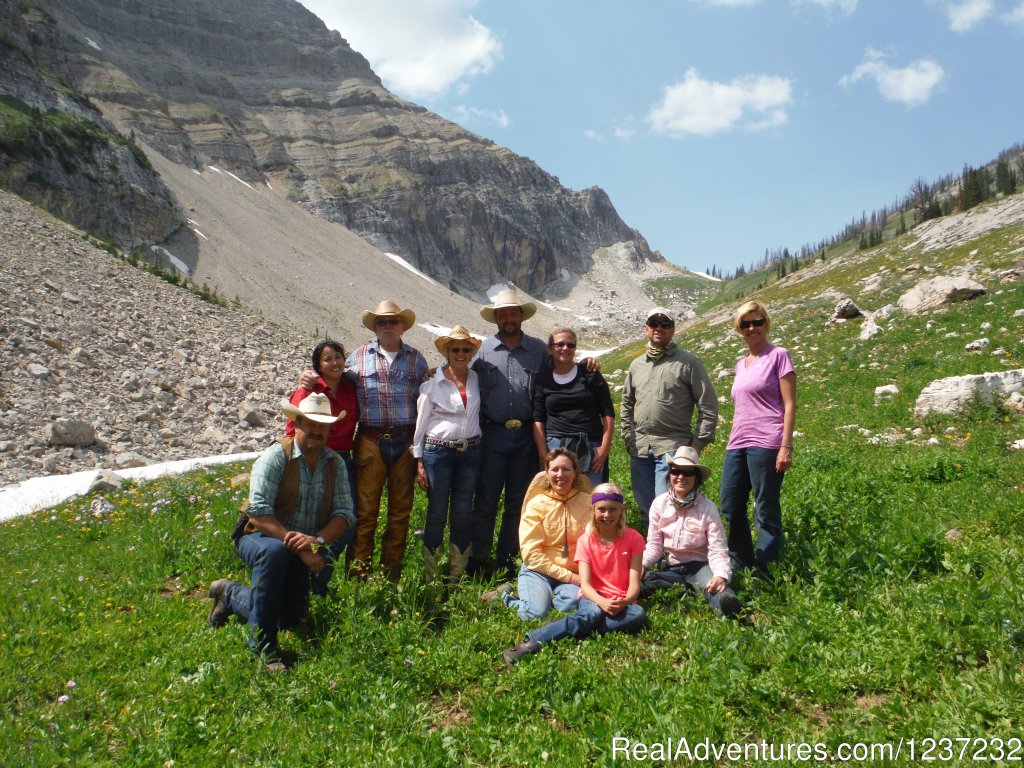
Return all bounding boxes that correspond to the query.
[472,333,548,423]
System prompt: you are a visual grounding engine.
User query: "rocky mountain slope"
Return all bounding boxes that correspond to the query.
[13,0,664,298]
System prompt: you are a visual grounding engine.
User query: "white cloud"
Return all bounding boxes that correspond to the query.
[1003,1,1024,27]
[793,0,858,14]
[840,48,945,107]
[945,0,995,31]
[298,0,501,99]
[584,129,605,141]
[613,125,637,141]
[451,105,509,129]
[647,68,793,137]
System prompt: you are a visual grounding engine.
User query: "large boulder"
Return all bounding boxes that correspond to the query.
[914,369,1024,418]
[897,277,986,315]
[46,419,96,447]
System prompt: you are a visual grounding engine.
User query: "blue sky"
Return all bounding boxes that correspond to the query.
[297,0,1024,274]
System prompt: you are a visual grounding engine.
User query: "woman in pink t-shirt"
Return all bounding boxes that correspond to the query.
[501,483,646,666]
[720,301,796,579]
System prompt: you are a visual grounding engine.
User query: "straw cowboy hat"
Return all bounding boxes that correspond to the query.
[667,445,711,482]
[479,288,537,323]
[361,299,416,332]
[280,392,344,424]
[434,324,483,356]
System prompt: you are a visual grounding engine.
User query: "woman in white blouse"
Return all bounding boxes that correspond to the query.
[412,325,482,583]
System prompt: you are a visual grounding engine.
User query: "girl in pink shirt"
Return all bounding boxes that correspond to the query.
[501,483,646,666]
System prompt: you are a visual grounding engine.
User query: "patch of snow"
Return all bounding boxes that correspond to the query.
[0,452,260,523]
[385,252,439,286]
[208,166,224,175]
[149,245,191,276]
[226,171,256,191]
[687,269,721,282]
[418,323,487,342]
[85,37,102,51]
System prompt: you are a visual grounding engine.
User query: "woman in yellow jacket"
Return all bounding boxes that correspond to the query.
[482,447,592,619]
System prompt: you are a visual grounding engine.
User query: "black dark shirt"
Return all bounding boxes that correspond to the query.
[532,364,614,441]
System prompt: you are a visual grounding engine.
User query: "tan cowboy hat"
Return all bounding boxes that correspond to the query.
[361,299,416,332]
[480,288,537,323]
[667,445,711,482]
[434,324,483,356]
[280,392,344,424]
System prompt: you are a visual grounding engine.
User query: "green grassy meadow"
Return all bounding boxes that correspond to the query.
[2,205,1023,766]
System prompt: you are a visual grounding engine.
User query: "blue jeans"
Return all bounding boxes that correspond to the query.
[720,447,785,571]
[546,435,603,488]
[310,452,356,596]
[225,533,311,655]
[422,441,481,552]
[503,565,580,620]
[471,423,537,575]
[640,561,740,617]
[629,449,673,536]
[527,596,646,647]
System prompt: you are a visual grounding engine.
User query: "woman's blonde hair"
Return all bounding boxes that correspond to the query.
[589,482,626,537]
[733,300,772,335]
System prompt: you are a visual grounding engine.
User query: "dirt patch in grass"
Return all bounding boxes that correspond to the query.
[429,695,473,731]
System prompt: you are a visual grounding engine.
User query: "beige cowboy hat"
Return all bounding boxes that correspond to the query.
[667,445,711,482]
[280,392,344,424]
[361,299,416,332]
[480,288,537,323]
[434,324,483,356]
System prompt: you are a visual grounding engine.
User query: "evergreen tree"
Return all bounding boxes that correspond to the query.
[995,159,1016,195]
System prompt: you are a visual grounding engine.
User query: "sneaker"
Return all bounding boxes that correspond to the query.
[480,582,514,603]
[501,640,539,667]
[717,592,743,619]
[207,579,233,628]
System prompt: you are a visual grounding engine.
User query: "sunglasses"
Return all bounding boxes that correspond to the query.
[647,320,674,330]
[376,317,402,327]
[740,318,766,329]
[448,346,474,354]
[552,341,577,349]
[669,467,698,478]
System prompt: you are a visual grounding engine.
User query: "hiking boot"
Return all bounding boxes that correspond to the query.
[448,544,471,583]
[207,579,233,628]
[501,640,540,667]
[717,592,743,619]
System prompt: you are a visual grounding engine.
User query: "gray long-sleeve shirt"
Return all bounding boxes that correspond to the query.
[620,342,718,456]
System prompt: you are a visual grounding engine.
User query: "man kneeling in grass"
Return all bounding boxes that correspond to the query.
[207,393,354,671]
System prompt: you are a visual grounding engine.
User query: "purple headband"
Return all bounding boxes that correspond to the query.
[591,492,624,504]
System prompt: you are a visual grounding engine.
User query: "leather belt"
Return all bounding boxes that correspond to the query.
[425,435,482,452]
[482,417,526,429]
[359,425,413,442]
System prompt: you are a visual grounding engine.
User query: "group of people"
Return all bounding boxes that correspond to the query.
[207,292,796,671]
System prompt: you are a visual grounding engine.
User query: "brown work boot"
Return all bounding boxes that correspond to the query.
[207,579,233,628]
[502,639,540,667]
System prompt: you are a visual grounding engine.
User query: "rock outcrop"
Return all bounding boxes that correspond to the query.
[913,369,1024,419]
[0,0,182,249]
[23,0,662,296]
[897,276,986,315]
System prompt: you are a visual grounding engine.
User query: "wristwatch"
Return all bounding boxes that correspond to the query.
[315,535,326,546]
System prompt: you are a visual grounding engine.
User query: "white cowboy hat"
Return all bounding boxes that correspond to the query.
[480,288,537,323]
[360,299,416,332]
[434,324,483,356]
[667,445,711,482]
[280,392,343,424]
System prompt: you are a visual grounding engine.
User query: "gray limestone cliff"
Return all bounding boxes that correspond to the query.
[19,0,662,295]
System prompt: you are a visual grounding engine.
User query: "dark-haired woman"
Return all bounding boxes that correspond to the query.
[532,328,614,487]
[286,340,359,593]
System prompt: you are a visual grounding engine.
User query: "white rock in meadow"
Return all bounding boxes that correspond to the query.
[897,276,986,315]
[860,316,881,340]
[965,338,990,351]
[874,384,900,403]
[914,368,1024,418]
[1009,439,1024,451]
[1014,308,1024,318]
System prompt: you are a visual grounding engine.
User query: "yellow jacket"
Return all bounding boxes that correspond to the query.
[518,471,592,583]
